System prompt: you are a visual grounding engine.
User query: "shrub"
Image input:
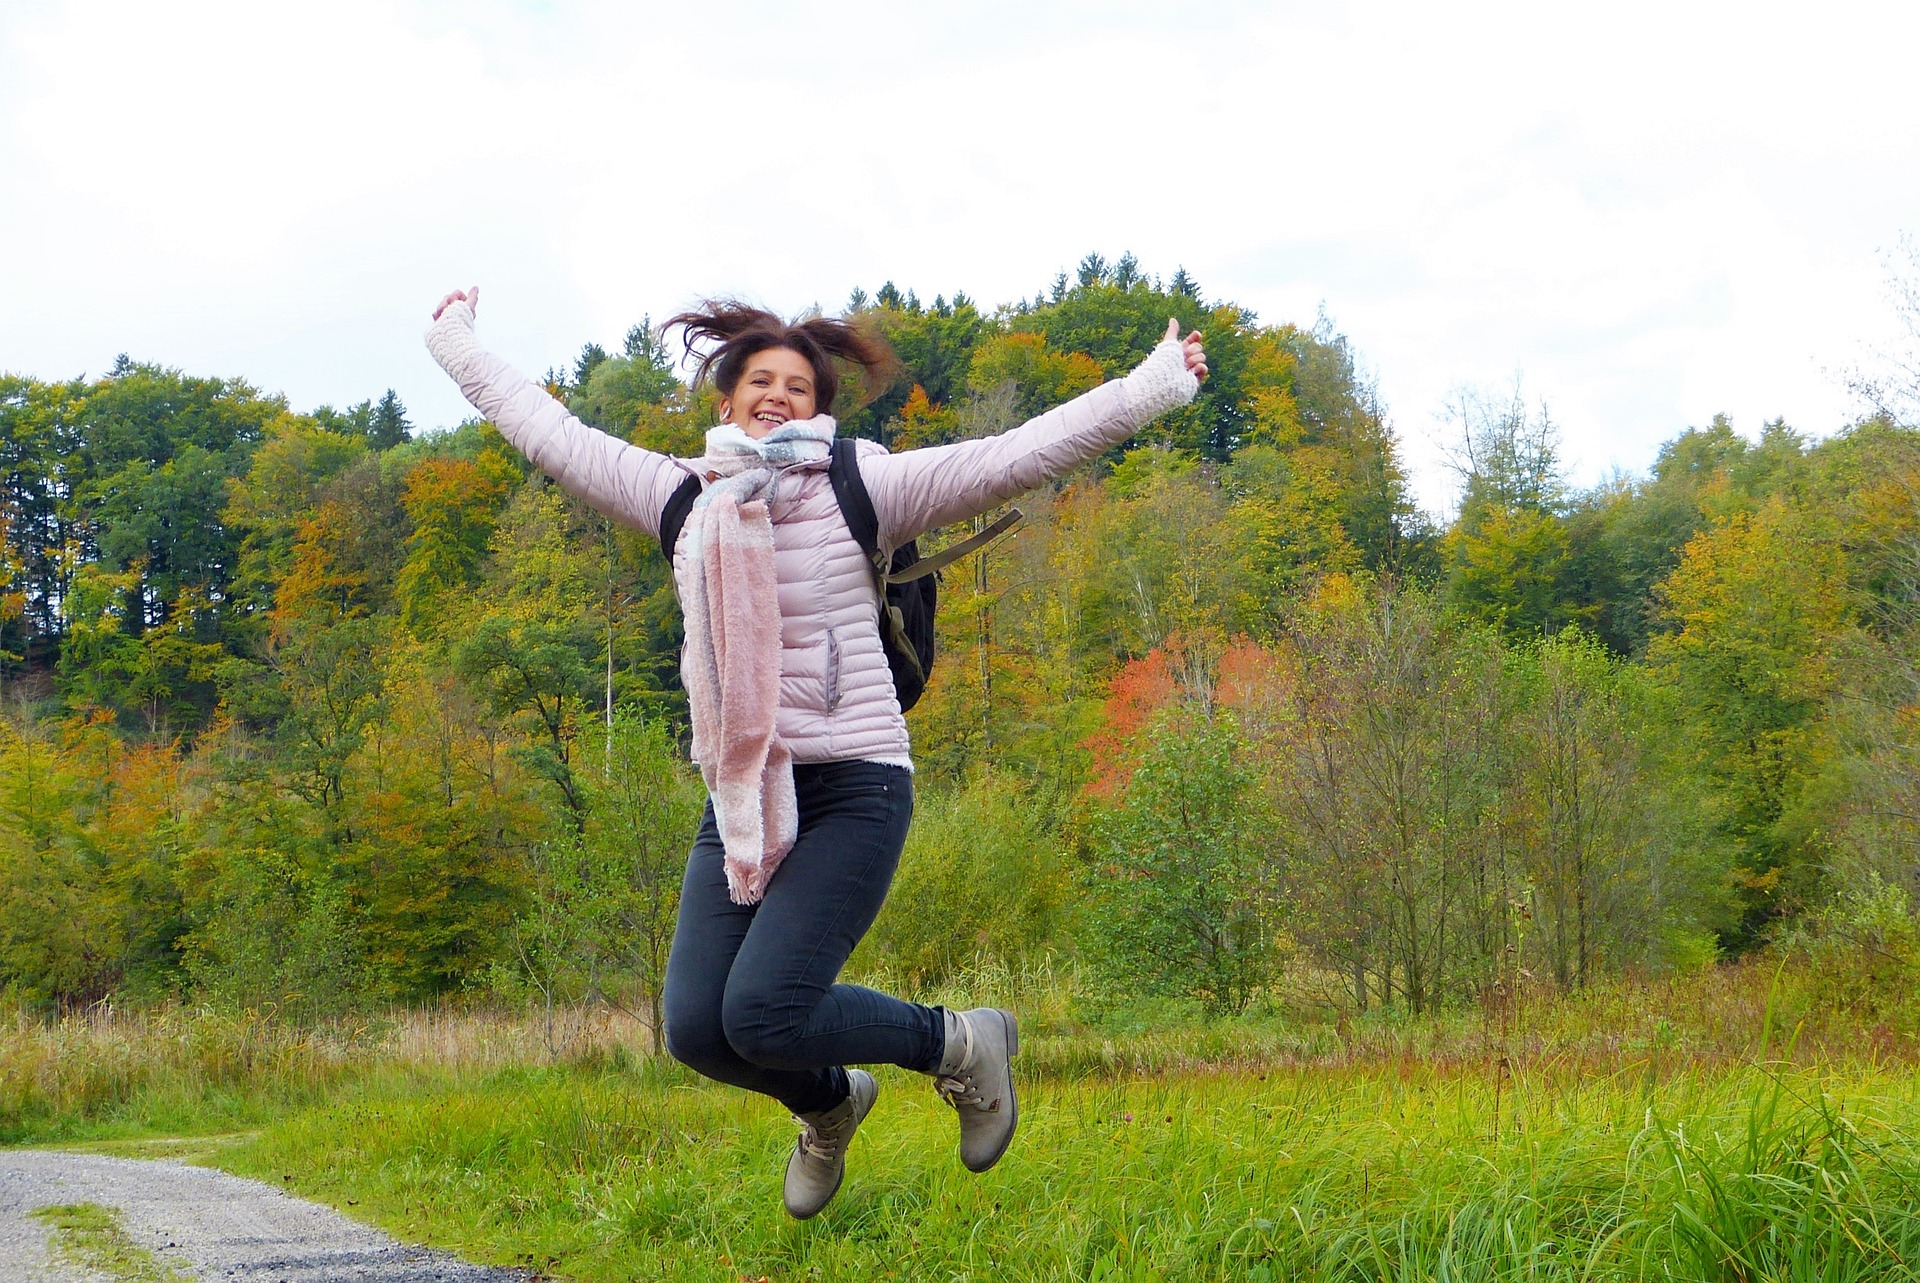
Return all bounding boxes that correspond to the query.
[853,769,1064,987]
[1081,712,1281,1015]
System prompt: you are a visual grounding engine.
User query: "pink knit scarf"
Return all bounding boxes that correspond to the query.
[676,418,835,904]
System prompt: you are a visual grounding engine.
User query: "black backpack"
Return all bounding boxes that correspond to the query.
[657,438,1020,712]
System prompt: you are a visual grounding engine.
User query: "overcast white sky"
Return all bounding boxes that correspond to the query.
[3,0,1915,513]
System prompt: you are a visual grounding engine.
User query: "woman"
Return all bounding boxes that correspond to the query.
[426,287,1206,1217]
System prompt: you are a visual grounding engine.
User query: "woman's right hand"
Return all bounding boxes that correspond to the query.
[433,286,480,321]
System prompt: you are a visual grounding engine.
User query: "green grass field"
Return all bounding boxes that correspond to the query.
[6,962,1920,1281]
[207,1058,1920,1281]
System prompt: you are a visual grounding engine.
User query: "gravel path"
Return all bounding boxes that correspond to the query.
[0,1150,538,1282]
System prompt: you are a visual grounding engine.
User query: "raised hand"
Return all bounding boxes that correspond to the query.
[433,286,480,321]
[1163,317,1208,383]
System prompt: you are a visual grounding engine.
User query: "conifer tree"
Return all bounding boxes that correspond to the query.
[369,389,411,449]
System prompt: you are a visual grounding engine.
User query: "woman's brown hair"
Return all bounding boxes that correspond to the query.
[663,300,895,417]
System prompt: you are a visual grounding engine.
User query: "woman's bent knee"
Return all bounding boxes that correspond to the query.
[721,997,812,1071]
[663,1007,733,1076]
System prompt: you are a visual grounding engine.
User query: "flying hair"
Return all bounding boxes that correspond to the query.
[663,300,896,417]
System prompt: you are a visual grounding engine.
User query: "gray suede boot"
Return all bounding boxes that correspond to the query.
[783,1069,877,1220]
[932,1008,1020,1172]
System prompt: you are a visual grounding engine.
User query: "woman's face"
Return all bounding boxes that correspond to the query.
[719,346,819,438]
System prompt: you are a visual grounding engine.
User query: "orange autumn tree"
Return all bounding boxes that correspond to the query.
[1082,631,1225,799]
[889,384,960,450]
[270,498,370,638]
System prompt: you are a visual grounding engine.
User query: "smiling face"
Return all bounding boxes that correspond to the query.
[718,345,819,438]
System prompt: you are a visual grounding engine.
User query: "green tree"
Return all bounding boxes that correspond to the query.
[573,342,610,390]
[55,561,145,724]
[67,362,274,601]
[842,289,986,439]
[1650,497,1851,945]
[0,709,96,1006]
[1513,630,1677,987]
[1560,416,1807,655]
[0,375,88,663]
[369,390,411,450]
[1443,385,1580,635]
[335,645,542,999]
[0,506,25,671]
[1220,443,1362,630]
[263,613,389,833]
[441,484,602,827]
[1085,711,1278,1014]
[570,319,681,433]
[485,712,696,1051]
[962,332,1104,422]
[1268,579,1513,1013]
[177,718,368,1015]
[223,413,370,630]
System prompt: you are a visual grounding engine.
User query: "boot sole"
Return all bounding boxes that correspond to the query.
[965,1009,1020,1174]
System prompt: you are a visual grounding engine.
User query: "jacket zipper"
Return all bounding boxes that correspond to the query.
[825,624,843,712]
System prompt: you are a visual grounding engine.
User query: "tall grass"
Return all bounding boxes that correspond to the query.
[0,1001,650,1143]
[4,953,1914,1141]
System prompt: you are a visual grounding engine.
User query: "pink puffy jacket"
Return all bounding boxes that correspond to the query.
[426,301,1198,769]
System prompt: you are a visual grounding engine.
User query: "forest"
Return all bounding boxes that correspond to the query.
[4,250,1918,1032]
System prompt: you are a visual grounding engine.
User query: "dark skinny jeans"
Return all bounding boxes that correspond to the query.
[662,759,945,1115]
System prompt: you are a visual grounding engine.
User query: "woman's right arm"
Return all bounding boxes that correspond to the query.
[425,290,686,538]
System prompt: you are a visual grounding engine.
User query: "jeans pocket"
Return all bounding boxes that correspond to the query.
[805,760,903,803]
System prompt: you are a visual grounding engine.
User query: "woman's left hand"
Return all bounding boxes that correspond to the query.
[433,285,480,322]
[1163,317,1209,383]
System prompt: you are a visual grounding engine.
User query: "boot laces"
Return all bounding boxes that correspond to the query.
[936,1072,996,1112]
[793,1114,849,1161]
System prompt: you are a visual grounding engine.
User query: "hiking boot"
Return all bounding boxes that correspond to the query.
[932,1007,1019,1173]
[783,1069,877,1219]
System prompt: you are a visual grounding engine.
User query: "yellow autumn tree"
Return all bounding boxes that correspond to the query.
[964,332,1104,420]
[1651,496,1853,940]
[394,450,515,635]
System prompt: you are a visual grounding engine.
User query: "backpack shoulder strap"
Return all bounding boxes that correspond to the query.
[887,507,1024,582]
[658,472,703,561]
[828,438,881,561]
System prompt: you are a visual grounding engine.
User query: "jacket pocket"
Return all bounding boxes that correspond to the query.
[824,624,843,712]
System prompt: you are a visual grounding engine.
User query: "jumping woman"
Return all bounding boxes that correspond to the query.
[426,287,1207,1217]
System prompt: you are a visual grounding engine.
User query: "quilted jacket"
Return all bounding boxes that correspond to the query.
[426,300,1198,768]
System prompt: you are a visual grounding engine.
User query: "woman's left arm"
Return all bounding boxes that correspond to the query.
[861,320,1207,546]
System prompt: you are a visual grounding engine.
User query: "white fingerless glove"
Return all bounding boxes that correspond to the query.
[1120,337,1200,426]
[425,300,480,381]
